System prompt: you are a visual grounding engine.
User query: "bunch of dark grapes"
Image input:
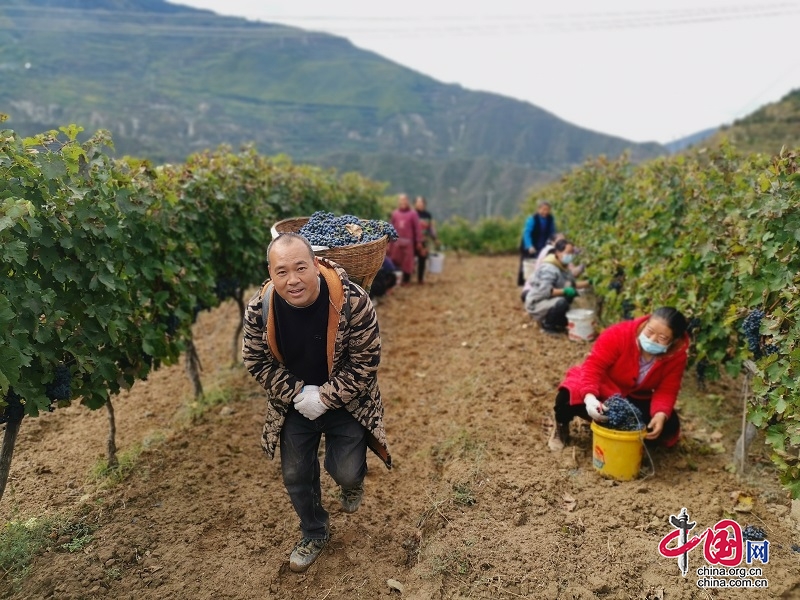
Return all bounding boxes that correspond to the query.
[360,219,398,243]
[695,359,709,391]
[742,309,764,358]
[214,278,240,301]
[621,300,635,321]
[603,395,645,431]
[1,389,25,424]
[298,211,398,247]
[45,364,72,405]
[608,268,625,293]
[142,353,156,370]
[164,314,181,336]
[741,309,780,359]
[687,317,701,337]
[741,525,767,541]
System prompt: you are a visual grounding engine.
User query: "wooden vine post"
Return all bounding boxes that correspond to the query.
[186,339,204,400]
[733,360,758,475]
[0,396,25,503]
[106,399,119,470]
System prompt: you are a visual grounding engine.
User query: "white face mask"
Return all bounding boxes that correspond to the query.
[638,332,668,354]
[561,253,574,265]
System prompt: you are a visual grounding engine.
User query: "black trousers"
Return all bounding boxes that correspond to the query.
[542,298,571,331]
[417,252,427,282]
[553,388,680,445]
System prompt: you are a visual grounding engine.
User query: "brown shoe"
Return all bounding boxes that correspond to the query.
[548,422,570,451]
[289,535,330,572]
[339,482,364,514]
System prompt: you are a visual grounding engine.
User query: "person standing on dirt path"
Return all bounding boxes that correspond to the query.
[388,193,423,285]
[517,200,557,286]
[242,233,392,573]
[414,195,439,284]
[548,307,689,451]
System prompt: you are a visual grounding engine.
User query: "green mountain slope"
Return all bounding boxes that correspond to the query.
[705,89,800,155]
[0,0,666,219]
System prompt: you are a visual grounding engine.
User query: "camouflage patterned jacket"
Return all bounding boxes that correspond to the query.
[242,258,392,469]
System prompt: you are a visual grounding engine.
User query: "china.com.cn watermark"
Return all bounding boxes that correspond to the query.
[657,508,769,590]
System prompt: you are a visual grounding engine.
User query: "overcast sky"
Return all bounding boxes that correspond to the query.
[175,0,800,144]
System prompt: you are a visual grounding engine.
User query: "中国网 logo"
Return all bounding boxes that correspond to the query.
[658,508,769,590]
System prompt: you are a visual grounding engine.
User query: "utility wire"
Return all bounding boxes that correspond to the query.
[1,3,799,37]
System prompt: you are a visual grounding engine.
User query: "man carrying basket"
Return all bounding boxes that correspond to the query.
[242,233,392,573]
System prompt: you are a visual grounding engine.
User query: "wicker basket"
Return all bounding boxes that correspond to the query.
[271,216,388,290]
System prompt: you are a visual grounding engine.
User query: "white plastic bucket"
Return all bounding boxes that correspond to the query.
[522,258,537,281]
[428,252,445,274]
[566,309,596,342]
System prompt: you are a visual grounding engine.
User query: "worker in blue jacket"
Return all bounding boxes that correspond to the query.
[517,201,557,286]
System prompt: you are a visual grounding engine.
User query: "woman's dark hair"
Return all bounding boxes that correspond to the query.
[549,239,571,254]
[651,307,688,340]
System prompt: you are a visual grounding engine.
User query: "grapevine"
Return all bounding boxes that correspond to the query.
[0,125,390,502]
[521,144,800,497]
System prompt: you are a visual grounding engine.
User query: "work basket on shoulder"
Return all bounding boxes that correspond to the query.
[271,216,388,291]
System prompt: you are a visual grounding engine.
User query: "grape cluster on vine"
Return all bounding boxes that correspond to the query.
[45,364,72,403]
[0,390,25,425]
[695,358,709,390]
[214,278,240,301]
[298,211,398,248]
[621,300,635,321]
[741,309,778,359]
[603,395,645,431]
[164,314,181,336]
[686,317,701,336]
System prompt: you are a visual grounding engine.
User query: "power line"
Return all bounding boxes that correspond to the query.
[1,3,799,38]
[238,2,800,34]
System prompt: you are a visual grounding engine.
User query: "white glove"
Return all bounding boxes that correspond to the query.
[294,386,328,420]
[294,385,319,404]
[584,393,608,422]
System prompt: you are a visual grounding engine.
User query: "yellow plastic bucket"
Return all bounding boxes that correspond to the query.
[591,422,646,481]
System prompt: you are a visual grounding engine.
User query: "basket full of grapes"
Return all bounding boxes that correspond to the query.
[271,212,398,290]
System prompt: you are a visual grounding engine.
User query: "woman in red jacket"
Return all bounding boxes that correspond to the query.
[548,307,689,451]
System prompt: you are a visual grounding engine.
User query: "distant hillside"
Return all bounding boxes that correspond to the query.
[0,0,667,220]
[664,127,718,154]
[704,89,800,155]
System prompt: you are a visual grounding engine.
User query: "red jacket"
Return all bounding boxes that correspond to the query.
[559,315,689,418]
